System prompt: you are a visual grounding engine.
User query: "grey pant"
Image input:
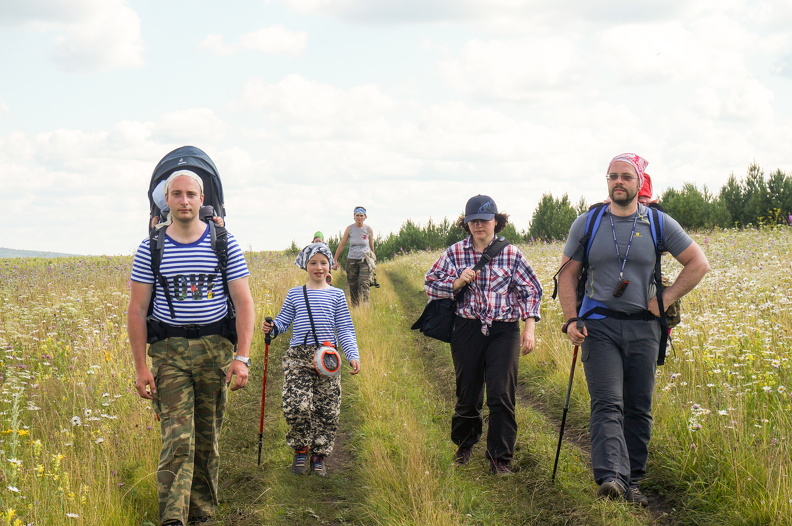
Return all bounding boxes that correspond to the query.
[581,318,660,488]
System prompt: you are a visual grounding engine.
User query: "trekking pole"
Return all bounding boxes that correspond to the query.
[257,316,273,466]
[552,320,584,483]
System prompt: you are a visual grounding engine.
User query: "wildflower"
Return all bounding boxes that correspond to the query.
[95,437,104,444]
[65,513,79,518]
[7,486,20,493]
[70,416,82,426]
[778,386,786,393]
[762,386,773,393]
[83,409,92,417]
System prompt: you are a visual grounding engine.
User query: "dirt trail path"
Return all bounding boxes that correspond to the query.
[384,264,679,526]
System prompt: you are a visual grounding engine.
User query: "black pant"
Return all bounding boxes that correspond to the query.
[450,317,520,462]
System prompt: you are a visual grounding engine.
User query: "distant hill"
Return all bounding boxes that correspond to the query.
[0,247,79,258]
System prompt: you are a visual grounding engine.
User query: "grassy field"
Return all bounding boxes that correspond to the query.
[0,227,790,525]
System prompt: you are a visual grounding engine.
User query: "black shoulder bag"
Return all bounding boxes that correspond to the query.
[411,237,510,343]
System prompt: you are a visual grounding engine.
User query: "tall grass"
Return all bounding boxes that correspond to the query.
[1,227,790,525]
[648,228,792,524]
[0,257,160,525]
[518,227,792,524]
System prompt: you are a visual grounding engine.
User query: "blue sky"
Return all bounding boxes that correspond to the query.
[2,0,791,255]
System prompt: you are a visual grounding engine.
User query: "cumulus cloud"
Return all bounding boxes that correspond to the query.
[274,0,478,23]
[51,1,144,72]
[0,0,97,26]
[275,0,687,27]
[198,25,308,56]
[236,74,396,134]
[152,109,230,143]
[0,0,144,72]
[439,37,582,101]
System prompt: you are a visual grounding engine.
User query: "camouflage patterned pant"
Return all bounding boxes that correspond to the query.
[149,334,234,525]
[346,258,371,306]
[282,344,342,456]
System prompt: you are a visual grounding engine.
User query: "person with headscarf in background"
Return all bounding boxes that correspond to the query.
[333,207,375,306]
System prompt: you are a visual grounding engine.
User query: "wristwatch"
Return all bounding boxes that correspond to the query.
[233,355,251,367]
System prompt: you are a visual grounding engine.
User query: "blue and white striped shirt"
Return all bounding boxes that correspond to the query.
[272,286,360,362]
[131,225,250,326]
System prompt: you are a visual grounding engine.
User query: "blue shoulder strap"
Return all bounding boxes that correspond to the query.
[583,203,609,259]
[646,205,665,253]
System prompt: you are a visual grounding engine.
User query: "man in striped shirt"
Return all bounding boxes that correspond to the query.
[128,170,254,526]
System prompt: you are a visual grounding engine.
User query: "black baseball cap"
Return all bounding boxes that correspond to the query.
[464,195,498,223]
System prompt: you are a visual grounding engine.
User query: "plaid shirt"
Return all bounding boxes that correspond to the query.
[424,237,542,335]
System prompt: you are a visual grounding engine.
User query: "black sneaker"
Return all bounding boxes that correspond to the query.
[454,446,473,465]
[625,486,649,507]
[310,454,327,476]
[489,458,513,475]
[597,479,626,500]
[291,447,310,475]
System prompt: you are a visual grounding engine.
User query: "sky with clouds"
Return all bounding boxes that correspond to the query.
[1,0,791,255]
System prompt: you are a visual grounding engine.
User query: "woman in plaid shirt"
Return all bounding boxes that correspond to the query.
[424,195,542,475]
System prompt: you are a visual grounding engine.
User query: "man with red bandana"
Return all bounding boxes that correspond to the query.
[557,153,709,506]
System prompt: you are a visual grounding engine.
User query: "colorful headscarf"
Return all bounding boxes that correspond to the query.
[607,153,648,189]
[295,242,335,270]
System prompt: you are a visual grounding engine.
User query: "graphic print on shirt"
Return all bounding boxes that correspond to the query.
[170,274,218,301]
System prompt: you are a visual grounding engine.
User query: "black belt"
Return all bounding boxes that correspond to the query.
[159,319,226,339]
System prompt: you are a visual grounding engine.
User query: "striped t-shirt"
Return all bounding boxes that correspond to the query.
[272,286,360,362]
[131,225,250,326]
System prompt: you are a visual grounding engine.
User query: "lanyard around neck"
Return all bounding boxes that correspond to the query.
[608,207,639,280]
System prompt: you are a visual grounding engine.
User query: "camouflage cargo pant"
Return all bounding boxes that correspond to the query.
[149,334,234,525]
[346,258,371,306]
[282,344,342,456]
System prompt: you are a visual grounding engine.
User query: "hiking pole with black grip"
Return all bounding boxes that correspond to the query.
[257,316,273,466]
[552,319,584,483]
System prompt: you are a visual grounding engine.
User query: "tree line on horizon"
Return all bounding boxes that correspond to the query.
[306,163,792,263]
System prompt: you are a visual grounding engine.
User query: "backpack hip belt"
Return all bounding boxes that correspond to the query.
[146,317,233,344]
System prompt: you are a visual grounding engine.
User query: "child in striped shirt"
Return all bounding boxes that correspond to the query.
[262,242,361,476]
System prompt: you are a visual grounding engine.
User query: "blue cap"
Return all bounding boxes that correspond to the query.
[464,195,497,223]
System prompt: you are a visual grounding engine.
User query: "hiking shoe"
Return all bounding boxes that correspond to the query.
[597,479,626,500]
[625,486,649,507]
[454,446,473,466]
[489,458,513,475]
[310,455,327,476]
[291,447,310,475]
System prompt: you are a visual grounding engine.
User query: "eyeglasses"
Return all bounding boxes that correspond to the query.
[606,174,637,182]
